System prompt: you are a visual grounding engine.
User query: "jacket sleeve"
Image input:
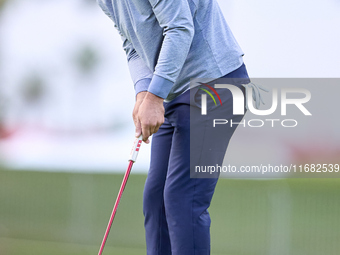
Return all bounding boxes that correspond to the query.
[122,34,153,96]
[97,0,153,96]
[147,0,195,99]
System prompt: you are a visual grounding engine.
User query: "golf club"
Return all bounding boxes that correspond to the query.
[98,134,143,255]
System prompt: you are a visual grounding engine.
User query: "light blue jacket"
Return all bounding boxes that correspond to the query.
[97,0,244,101]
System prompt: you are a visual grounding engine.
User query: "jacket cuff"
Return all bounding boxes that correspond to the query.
[148,75,174,99]
[135,78,152,96]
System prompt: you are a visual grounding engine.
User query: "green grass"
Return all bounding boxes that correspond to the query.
[0,169,340,255]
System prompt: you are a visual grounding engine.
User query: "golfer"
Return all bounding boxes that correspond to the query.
[97,0,253,254]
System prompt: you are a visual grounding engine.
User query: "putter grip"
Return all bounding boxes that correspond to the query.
[129,135,143,162]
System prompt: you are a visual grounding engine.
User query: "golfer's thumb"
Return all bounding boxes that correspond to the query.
[135,121,142,138]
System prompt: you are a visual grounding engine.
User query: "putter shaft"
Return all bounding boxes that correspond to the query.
[98,135,142,255]
[98,160,134,255]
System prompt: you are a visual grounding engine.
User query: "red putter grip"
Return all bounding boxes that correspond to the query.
[129,135,143,162]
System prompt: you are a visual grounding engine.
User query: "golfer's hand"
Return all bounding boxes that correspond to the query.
[133,92,164,143]
[133,92,147,141]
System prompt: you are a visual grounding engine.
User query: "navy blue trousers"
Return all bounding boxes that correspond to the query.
[143,64,249,255]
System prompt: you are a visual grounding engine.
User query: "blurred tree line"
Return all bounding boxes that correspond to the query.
[0,0,7,11]
[0,0,101,139]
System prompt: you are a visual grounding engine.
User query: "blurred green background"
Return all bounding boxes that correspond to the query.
[1,168,340,255]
